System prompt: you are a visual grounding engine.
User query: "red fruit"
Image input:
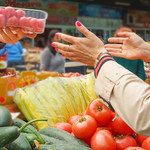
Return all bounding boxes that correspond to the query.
[0,97,5,103]
[110,113,135,135]
[38,19,44,28]
[0,14,6,26]
[142,137,150,150]
[125,147,145,150]
[16,9,25,18]
[115,135,137,150]
[68,115,81,125]
[81,136,91,146]
[19,17,26,27]
[86,98,112,126]
[54,122,72,133]
[5,6,15,18]
[72,115,97,139]
[30,18,38,28]
[136,134,148,145]
[91,129,116,150]
[7,16,19,27]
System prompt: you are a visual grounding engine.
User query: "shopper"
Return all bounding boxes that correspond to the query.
[40,30,65,74]
[52,21,150,136]
[112,26,146,81]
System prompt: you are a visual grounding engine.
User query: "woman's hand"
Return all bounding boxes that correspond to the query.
[105,32,150,61]
[52,21,106,66]
[0,27,37,44]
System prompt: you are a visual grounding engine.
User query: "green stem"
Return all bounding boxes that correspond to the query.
[19,119,47,132]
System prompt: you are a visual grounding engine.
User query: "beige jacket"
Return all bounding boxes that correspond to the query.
[95,60,150,136]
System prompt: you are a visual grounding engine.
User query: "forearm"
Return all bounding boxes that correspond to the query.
[95,60,150,136]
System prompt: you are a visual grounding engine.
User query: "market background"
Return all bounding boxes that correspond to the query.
[0,0,150,124]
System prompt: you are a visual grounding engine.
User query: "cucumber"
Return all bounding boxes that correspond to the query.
[13,118,44,144]
[39,127,88,147]
[22,133,38,147]
[0,106,12,127]
[34,143,92,150]
[40,134,66,145]
[6,133,32,150]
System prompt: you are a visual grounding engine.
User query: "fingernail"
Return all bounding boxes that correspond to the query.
[55,48,58,51]
[51,43,55,47]
[76,21,82,27]
[55,33,59,37]
[62,54,64,56]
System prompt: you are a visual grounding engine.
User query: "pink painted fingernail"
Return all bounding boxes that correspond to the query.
[62,54,64,56]
[76,21,82,27]
[55,33,59,37]
[51,43,55,47]
[55,48,58,51]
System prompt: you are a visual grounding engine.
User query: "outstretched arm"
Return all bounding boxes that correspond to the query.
[105,32,150,62]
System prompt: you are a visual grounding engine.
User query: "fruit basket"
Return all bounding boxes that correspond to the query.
[0,6,48,34]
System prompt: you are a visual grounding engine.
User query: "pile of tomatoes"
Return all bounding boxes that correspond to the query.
[54,98,150,150]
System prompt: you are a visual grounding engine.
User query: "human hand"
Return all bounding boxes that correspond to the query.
[0,27,37,44]
[51,21,106,66]
[105,32,150,61]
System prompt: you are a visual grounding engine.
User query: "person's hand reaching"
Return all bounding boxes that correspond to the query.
[105,32,150,61]
[0,27,37,44]
[51,21,106,66]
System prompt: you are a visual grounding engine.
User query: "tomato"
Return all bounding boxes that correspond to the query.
[81,110,87,116]
[72,115,97,139]
[124,147,145,150]
[68,115,81,125]
[110,113,135,135]
[86,98,112,126]
[54,122,72,133]
[81,136,91,146]
[115,135,137,150]
[63,72,73,77]
[142,137,150,150]
[136,134,148,145]
[91,129,116,150]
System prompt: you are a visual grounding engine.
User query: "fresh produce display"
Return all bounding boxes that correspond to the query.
[53,98,149,150]
[14,73,98,130]
[0,6,47,34]
[0,105,91,150]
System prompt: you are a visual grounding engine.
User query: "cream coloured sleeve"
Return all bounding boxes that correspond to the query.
[95,60,150,136]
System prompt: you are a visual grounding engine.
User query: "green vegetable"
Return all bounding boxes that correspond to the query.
[39,127,88,147]
[40,134,65,145]
[0,119,47,148]
[34,143,92,150]
[0,147,7,150]
[13,118,45,144]
[22,133,38,147]
[0,106,12,127]
[6,133,32,150]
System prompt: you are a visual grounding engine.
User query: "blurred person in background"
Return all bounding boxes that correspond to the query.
[113,26,146,81]
[0,41,23,67]
[40,30,65,74]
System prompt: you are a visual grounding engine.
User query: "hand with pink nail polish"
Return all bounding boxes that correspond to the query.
[40,30,65,73]
[51,21,106,66]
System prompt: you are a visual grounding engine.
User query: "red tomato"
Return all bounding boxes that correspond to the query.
[54,122,72,133]
[86,98,112,126]
[142,137,150,150]
[7,16,19,27]
[81,136,91,146]
[72,115,97,139]
[16,9,25,18]
[115,135,137,150]
[68,115,81,125]
[63,72,73,77]
[91,129,116,150]
[81,110,87,116]
[110,113,134,135]
[137,134,148,145]
[124,147,145,150]
[5,6,15,18]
